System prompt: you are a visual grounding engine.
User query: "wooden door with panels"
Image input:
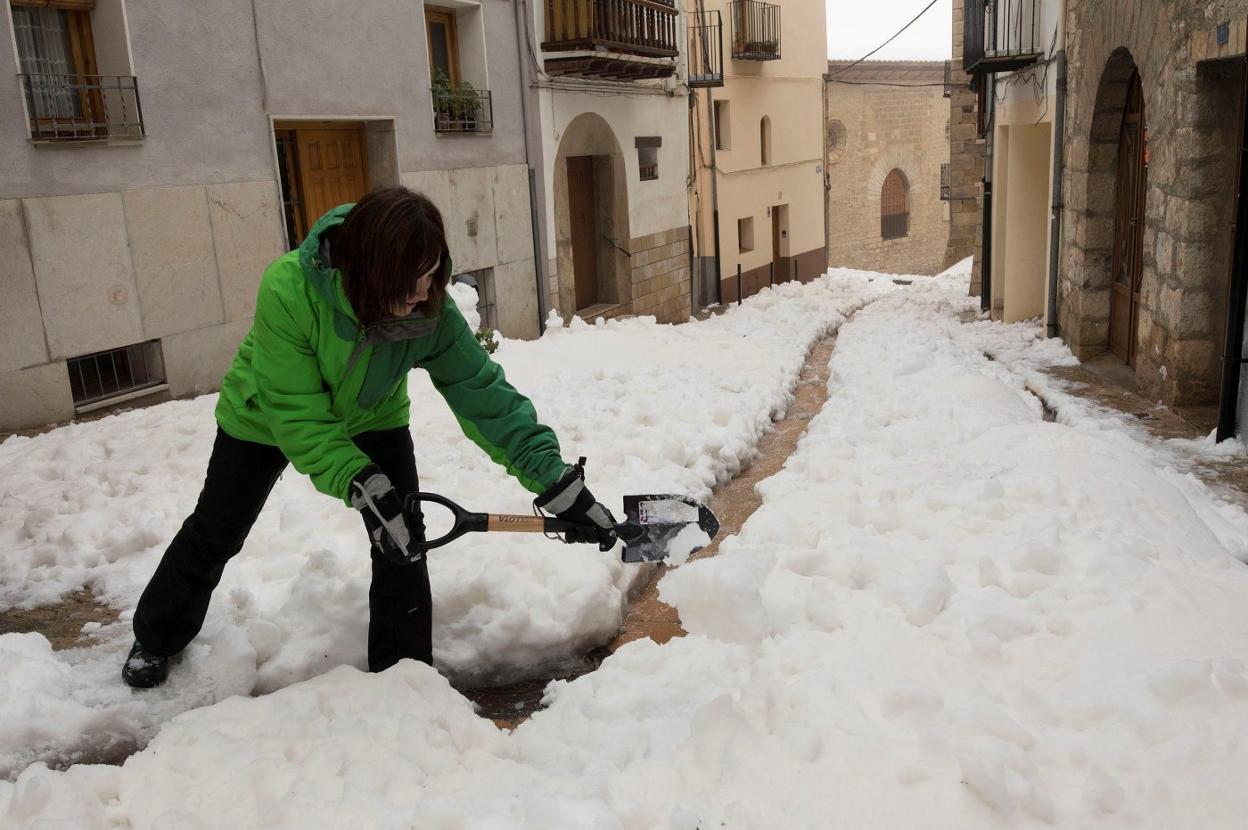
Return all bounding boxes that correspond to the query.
[567,156,600,310]
[274,121,369,248]
[1109,72,1148,365]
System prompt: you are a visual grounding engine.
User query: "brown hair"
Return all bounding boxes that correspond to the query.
[333,186,450,326]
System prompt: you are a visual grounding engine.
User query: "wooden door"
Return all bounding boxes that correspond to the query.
[296,125,369,230]
[1109,73,1148,364]
[771,206,782,283]
[567,156,599,309]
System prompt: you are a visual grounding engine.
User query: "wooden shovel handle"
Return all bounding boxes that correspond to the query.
[487,514,550,533]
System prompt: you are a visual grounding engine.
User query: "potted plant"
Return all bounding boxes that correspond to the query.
[432,69,481,131]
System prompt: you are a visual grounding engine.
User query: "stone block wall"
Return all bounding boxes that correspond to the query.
[947,0,986,290]
[825,61,951,277]
[1060,0,1248,407]
[629,226,692,323]
[0,182,284,432]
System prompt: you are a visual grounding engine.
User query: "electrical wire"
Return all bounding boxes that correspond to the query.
[827,0,942,80]
[828,79,949,88]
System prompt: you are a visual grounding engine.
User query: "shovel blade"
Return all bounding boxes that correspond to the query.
[618,494,720,563]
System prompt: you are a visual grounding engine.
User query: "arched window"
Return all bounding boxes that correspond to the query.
[760,116,771,166]
[881,169,909,239]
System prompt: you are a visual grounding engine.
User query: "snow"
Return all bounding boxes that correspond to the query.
[6,260,1248,827]
[0,270,879,779]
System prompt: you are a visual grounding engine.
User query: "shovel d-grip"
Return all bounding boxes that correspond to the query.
[402,492,719,564]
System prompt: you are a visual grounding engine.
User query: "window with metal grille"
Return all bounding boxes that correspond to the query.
[940,163,951,201]
[12,0,145,142]
[881,169,909,240]
[66,340,166,410]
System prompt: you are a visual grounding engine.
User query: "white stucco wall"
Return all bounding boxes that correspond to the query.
[538,85,690,254]
[986,0,1064,324]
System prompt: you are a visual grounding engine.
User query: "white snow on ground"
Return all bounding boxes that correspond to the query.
[0,276,878,778]
[6,262,1248,828]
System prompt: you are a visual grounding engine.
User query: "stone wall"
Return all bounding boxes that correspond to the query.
[1061,0,1248,406]
[629,226,692,323]
[0,183,283,431]
[947,0,986,290]
[825,61,951,276]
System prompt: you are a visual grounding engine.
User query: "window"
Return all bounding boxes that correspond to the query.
[760,116,770,166]
[881,169,909,240]
[636,136,660,181]
[827,119,847,163]
[11,0,142,141]
[940,163,951,201]
[426,4,491,133]
[425,6,461,85]
[714,100,731,150]
[66,340,166,411]
[738,216,754,253]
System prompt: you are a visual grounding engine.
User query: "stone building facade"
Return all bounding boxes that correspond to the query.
[824,60,950,276]
[689,0,827,305]
[1060,0,1248,409]
[529,2,692,326]
[948,0,986,289]
[1,0,547,432]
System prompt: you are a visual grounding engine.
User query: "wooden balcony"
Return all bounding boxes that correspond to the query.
[542,0,679,81]
[963,0,1043,75]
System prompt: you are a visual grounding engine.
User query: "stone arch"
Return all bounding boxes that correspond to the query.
[1078,47,1141,356]
[1063,41,1240,404]
[552,112,631,317]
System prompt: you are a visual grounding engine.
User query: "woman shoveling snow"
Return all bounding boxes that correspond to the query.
[122,187,617,688]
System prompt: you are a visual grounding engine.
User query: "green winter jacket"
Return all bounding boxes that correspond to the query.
[215,205,568,504]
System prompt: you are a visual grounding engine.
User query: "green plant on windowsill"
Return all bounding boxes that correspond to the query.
[432,68,481,131]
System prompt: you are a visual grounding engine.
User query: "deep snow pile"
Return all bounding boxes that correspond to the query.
[0,276,878,779]
[7,264,1248,828]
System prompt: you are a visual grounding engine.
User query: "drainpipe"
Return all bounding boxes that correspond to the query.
[980,76,994,314]
[514,0,549,333]
[1217,38,1248,442]
[822,72,831,272]
[1046,50,1067,338]
[707,87,723,304]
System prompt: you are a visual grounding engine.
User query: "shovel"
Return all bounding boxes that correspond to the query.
[403,492,720,563]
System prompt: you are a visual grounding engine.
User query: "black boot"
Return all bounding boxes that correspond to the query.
[122,640,169,688]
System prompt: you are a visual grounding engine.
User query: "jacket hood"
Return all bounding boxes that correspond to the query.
[299,204,360,339]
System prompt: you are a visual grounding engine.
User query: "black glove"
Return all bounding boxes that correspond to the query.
[349,465,425,564]
[534,457,618,552]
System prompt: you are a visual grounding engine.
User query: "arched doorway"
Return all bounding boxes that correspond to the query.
[553,113,631,317]
[1108,71,1147,364]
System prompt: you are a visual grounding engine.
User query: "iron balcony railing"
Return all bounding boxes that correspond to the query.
[731,0,780,61]
[943,60,952,97]
[688,9,724,88]
[432,87,493,134]
[542,0,678,58]
[940,163,952,201]
[963,0,1042,74]
[19,73,144,141]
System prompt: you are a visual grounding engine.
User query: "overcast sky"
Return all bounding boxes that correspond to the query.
[826,0,952,61]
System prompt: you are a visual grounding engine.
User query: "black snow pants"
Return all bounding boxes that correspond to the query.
[132,425,431,673]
